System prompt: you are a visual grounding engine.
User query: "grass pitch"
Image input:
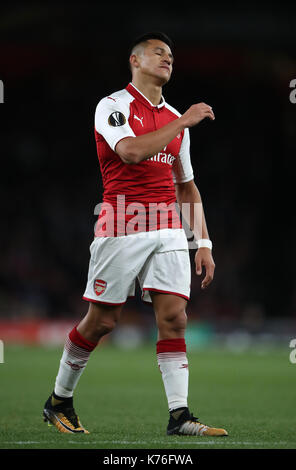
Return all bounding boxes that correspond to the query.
[0,343,295,449]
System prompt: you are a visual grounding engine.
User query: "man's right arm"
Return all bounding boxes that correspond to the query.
[116,102,215,165]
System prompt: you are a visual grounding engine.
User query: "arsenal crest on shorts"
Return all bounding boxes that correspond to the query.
[94,279,107,296]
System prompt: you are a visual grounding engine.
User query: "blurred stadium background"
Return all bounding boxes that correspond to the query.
[0,2,295,353]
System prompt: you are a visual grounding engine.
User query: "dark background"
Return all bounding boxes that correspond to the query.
[0,3,295,331]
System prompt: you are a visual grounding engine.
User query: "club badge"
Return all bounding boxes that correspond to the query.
[94,279,107,296]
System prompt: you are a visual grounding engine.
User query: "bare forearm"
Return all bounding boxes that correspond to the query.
[175,181,210,241]
[115,101,215,165]
[115,118,185,164]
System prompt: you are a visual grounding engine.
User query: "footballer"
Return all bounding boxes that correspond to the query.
[43,32,228,437]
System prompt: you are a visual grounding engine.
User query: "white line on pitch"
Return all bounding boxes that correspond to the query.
[1,440,290,447]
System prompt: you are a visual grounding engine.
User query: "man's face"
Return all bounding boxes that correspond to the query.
[131,39,174,85]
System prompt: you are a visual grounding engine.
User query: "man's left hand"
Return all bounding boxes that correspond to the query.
[195,248,215,290]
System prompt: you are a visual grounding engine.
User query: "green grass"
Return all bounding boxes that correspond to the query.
[0,344,295,449]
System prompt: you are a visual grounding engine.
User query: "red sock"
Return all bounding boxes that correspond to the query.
[69,326,97,352]
[157,338,186,354]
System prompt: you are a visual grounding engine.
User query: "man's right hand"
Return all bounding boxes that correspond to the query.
[116,102,214,165]
[181,103,215,128]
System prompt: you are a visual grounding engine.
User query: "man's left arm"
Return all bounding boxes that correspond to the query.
[175,179,215,290]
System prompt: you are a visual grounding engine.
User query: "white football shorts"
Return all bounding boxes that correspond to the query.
[83,228,191,305]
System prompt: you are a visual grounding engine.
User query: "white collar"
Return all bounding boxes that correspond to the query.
[129,82,166,109]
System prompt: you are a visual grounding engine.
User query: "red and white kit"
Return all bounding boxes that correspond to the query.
[83,83,194,305]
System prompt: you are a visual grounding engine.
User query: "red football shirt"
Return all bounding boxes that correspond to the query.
[94,82,194,236]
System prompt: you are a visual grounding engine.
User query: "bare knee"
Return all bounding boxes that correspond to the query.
[156,305,187,338]
[94,315,117,337]
[78,302,121,343]
[90,303,119,335]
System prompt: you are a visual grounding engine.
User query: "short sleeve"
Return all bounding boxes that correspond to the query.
[95,96,136,151]
[172,128,194,183]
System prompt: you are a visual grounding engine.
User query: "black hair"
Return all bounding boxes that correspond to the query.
[129,32,174,54]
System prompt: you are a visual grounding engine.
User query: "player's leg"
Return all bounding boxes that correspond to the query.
[152,292,189,413]
[43,301,123,434]
[139,229,227,437]
[77,300,122,343]
[43,232,156,434]
[54,301,122,398]
[152,291,227,437]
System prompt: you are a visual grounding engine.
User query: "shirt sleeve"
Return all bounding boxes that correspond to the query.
[172,128,194,183]
[95,96,136,151]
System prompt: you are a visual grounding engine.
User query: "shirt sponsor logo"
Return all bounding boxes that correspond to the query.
[148,150,176,165]
[108,111,126,127]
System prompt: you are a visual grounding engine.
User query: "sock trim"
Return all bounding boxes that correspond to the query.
[157,351,187,362]
[65,337,91,360]
[69,326,97,352]
[156,338,186,354]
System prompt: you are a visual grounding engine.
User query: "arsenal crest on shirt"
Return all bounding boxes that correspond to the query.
[94,279,107,296]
